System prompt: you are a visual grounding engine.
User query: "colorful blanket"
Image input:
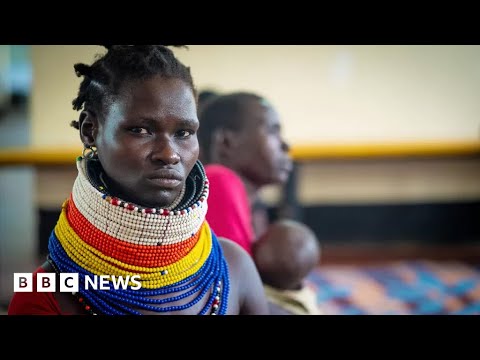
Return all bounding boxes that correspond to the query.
[307,261,480,315]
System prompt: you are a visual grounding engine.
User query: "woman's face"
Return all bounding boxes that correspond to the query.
[234,99,292,186]
[92,76,199,208]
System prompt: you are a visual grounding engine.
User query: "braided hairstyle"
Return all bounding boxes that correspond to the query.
[70,45,196,129]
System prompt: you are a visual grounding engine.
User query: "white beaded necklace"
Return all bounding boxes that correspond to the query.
[72,157,209,246]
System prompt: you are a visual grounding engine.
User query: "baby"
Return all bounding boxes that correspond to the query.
[252,219,322,315]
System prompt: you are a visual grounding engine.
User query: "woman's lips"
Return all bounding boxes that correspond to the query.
[147,170,182,188]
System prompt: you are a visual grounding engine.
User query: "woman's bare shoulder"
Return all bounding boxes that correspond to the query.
[218,237,252,268]
[218,237,269,314]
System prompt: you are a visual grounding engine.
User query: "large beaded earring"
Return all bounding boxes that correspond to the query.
[83,144,98,160]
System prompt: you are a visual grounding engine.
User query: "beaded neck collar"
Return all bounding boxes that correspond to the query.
[82,156,209,214]
[72,156,210,246]
[46,156,230,315]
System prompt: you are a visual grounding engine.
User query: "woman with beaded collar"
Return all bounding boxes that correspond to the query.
[8,45,269,315]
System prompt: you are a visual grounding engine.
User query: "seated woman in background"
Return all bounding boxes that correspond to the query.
[198,91,322,314]
[198,91,293,254]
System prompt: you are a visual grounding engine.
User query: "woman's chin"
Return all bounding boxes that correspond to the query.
[125,192,174,209]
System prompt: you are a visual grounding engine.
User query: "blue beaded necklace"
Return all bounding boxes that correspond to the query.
[48,230,229,315]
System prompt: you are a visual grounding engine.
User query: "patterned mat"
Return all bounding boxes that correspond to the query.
[307,260,480,315]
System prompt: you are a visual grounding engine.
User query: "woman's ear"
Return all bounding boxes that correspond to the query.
[210,128,239,162]
[215,128,242,150]
[79,110,98,146]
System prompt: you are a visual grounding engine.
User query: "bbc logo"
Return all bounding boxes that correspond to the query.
[14,273,79,293]
[14,273,141,292]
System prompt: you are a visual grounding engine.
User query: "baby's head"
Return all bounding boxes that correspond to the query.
[252,219,320,290]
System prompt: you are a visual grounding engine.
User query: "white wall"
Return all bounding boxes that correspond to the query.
[31,45,480,147]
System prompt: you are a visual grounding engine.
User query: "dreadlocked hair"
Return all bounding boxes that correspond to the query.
[70,45,196,130]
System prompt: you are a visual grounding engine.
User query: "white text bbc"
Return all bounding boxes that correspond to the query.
[13,273,141,292]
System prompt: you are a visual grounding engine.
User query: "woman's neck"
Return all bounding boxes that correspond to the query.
[237,173,261,208]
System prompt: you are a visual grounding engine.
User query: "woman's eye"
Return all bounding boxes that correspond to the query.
[177,130,194,138]
[130,127,149,134]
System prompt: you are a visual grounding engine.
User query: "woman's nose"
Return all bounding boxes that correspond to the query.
[151,140,181,165]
